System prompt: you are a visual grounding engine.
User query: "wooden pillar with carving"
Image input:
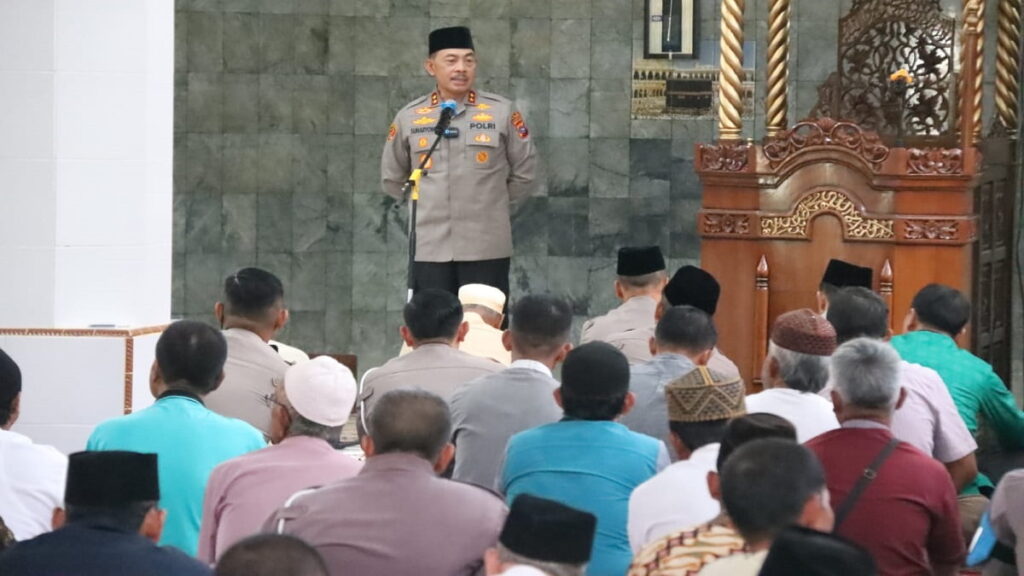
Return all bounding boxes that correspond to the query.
[765,0,790,138]
[718,0,746,140]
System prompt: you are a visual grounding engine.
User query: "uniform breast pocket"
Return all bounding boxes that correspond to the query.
[466,131,499,169]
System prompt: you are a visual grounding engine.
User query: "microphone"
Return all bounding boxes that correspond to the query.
[435,100,457,135]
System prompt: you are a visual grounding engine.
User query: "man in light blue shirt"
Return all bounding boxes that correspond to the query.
[88,321,265,556]
[499,342,669,576]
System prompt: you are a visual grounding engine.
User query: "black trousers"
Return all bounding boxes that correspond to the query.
[413,258,511,325]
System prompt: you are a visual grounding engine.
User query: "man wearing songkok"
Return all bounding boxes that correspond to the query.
[198,356,363,562]
[381,27,536,301]
[0,347,67,541]
[268,389,506,576]
[816,258,873,315]
[619,305,715,451]
[658,266,741,379]
[629,414,798,576]
[485,494,597,576]
[807,338,964,575]
[87,321,265,555]
[206,267,302,437]
[827,287,978,496]
[450,294,572,489]
[628,365,746,552]
[581,246,668,363]
[500,342,669,576]
[892,284,1024,499]
[400,283,513,364]
[757,525,876,576]
[745,308,839,442]
[360,288,502,418]
[0,451,211,575]
[215,534,328,576]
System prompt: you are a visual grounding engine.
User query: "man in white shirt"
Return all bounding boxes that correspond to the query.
[745,309,839,443]
[627,365,746,552]
[0,348,68,540]
[205,267,301,438]
[825,287,978,493]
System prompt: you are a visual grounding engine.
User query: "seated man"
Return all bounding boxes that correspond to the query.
[87,321,265,555]
[807,337,964,575]
[628,413,797,576]
[205,267,298,437]
[658,266,740,379]
[987,469,1024,575]
[485,494,597,576]
[581,246,667,364]
[815,258,873,315]
[0,451,210,575]
[268,389,507,576]
[827,287,978,495]
[758,526,876,576]
[628,365,746,551]
[0,347,67,541]
[745,309,839,442]
[450,294,572,489]
[360,289,503,419]
[500,342,669,576]
[215,534,328,576]
[198,356,363,562]
[891,283,1024,500]
[401,284,512,365]
[619,305,714,448]
[700,439,834,576]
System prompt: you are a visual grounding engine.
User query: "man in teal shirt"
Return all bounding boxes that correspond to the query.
[88,321,265,556]
[892,283,1024,541]
[499,342,669,576]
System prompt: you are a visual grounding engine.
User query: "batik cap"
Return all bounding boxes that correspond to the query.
[770,309,838,356]
[666,366,746,423]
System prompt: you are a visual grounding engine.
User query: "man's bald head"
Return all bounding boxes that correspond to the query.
[367,389,452,461]
[215,534,328,576]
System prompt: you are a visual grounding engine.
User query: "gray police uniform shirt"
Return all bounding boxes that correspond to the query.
[205,328,290,438]
[360,343,503,417]
[619,353,697,455]
[580,296,659,364]
[380,89,537,262]
[450,360,563,489]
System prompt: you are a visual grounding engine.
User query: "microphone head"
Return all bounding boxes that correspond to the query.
[440,99,458,112]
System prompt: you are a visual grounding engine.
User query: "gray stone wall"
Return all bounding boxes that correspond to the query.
[172,0,1004,377]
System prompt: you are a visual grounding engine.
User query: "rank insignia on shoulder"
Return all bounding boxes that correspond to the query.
[413,116,436,125]
[473,133,492,144]
[430,92,440,106]
[468,91,477,104]
[511,112,529,139]
[472,113,493,122]
[476,151,489,163]
[415,106,433,114]
[387,124,397,141]
[475,103,491,110]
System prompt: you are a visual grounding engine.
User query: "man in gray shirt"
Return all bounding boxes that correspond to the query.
[450,294,573,489]
[619,305,718,450]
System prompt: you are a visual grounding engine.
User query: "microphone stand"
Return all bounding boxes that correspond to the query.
[402,117,451,303]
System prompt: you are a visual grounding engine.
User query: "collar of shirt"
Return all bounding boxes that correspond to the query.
[900,329,957,349]
[649,352,695,370]
[509,359,552,378]
[0,428,32,446]
[841,418,890,430]
[360,452,436,477]
[224,327,273,349]
[689,442,721,468]
[157,389,205,406]
[275,435,337,453]
[155,393,205,409]
[622,295,659,314]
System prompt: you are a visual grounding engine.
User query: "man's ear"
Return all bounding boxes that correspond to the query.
[706,471,721,502]
[768,355,780,380]
[214,302,225,328]
[902,308,918,334]
[455,321,470,345]
[613,279,626,301]
[649,336,658,357]
[433,442,455,474]
[139,507,167,543]
[273,308,289,333]
[895,387,908,410]
[695,348,713,366]
[884,327,894,341]
[501,330,513,352]
[619,391,636,417]
[51,507,66,530]
[483,547,504,576]
[5,392,21,427]
[553,388,564,409]
[654,299,667,322]
[206,370,226,395]
[816,291,828,315]
[399,325,416,347]
[800,490,835,533]
[149,361,162,399]
[552,342,572,366]
[360,435,376,457]
[831,390,844,417]
[423,57,436,77]
[670,432,690,461]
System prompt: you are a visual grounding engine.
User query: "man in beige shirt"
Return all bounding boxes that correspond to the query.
[205,267,300,438]
[360,289,503,424]
[581,246,667,364]
[400,283,511,365]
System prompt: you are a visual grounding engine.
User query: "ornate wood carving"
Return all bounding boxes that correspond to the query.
[704,213,751,235]
[760,189,895,239]
[995,0,1021,137]
[762,118,890,170]
[811,0,955,138]
[699,142,751,172]
[752,255,770,391]
[906,147,964,174]
[880,259,894,331]
[903,219,959,240]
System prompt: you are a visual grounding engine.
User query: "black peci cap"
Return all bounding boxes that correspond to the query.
[429,26,475,55]
[500,494,597,565]
[664,266,721,316]
[616,246,666,276]
[65,451,160,507]
[821,259,873,290]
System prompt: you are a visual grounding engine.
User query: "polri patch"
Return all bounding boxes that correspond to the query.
[470,122,496,130]
[387,124,397,141]
[511,112,529,139]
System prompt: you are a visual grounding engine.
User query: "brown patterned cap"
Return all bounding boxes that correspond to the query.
[666,366,746,423]
[770,309,838,356]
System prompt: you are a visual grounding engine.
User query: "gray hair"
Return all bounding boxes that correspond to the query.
[767,342,831,393]
[496,543,585,576]
[287,407,343,441]
[831,338,902,411]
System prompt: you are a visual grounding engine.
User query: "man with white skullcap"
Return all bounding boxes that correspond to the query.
[197,357,363,562]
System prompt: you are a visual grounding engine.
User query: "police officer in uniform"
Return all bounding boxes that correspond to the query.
[381,26,537,302]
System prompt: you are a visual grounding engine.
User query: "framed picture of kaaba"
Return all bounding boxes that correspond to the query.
[645,0,698,58]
